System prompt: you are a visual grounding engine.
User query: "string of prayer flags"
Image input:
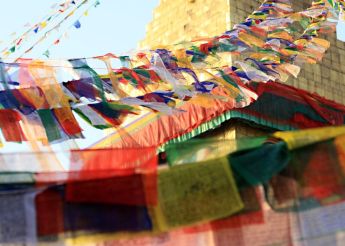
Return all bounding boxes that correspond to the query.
[112,80,345,152]
[0,0,338,144]
[1,0,89,59]
[42,0,102,57]
[0,0,343,145]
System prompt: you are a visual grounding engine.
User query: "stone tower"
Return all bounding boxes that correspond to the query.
[139,0,276,47]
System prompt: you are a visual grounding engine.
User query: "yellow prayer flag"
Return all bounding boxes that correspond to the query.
[274,126,345,150]
[152,157,244,231]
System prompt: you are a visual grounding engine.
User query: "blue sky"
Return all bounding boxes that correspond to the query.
[0,0,159,58]
[338,20,345,42]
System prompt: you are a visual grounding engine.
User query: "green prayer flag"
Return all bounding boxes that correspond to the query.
[37,109,61,142]
[229,141,290,186]
[166,137,266,166]
[43,50,50,58]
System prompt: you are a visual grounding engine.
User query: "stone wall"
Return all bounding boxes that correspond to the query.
[285,0,345,104]
[139,0,230,48]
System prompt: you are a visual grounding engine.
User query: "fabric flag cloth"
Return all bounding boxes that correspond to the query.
[0,189,37,245]
[2,126,345,244]
[36,185,153,238]
[93,80,345,151]
[152,157,243,231]
[73,20,81,29]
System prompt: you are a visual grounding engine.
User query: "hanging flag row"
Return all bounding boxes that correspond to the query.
[0,0,342,145]
[1,0,100,60]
